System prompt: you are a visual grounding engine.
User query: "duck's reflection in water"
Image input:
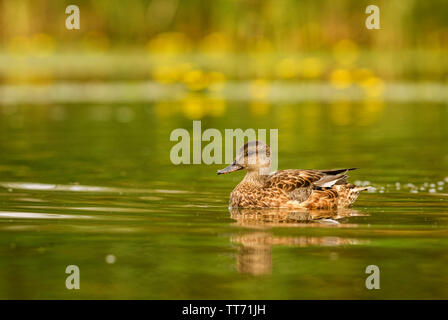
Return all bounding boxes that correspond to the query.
[229,208,368,275]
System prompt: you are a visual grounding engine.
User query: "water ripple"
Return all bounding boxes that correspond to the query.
[0,182,190,195]
[0,211,94,220]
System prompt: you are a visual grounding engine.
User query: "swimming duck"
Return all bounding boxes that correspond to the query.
[217,141,369,209]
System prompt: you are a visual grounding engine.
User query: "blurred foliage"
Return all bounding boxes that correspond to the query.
[0,0,447,85]
[1,0,448,50]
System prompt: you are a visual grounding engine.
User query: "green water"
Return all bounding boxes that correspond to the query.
[0,101,447,299]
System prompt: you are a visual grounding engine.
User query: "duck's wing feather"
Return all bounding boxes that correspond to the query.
[265,168,357,202]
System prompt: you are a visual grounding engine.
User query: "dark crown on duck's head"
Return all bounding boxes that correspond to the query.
[217,141,271,175]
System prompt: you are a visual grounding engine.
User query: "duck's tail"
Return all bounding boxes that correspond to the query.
[337,184,371,206]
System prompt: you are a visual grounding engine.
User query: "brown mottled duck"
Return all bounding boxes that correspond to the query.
[217,141,369,209]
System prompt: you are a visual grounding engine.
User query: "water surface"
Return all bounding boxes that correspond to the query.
[0,101,447,299]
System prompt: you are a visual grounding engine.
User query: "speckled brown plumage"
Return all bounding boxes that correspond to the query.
[218,141,370,210]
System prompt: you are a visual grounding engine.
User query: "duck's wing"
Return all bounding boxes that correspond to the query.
[300,184,369,210]
[314,168,357,187]
[265,168,357,202]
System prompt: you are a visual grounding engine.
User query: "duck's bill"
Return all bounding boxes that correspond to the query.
[217,162,243,175]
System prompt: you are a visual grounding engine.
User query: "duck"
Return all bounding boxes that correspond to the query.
[217,141,370,209]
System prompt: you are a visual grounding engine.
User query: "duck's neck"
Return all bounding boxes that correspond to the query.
[241,168,271,187]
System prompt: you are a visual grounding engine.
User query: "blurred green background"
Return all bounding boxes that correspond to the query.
[1,0,447,87]
[0,0,448,300]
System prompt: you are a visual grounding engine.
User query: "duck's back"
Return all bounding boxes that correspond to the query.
[229,168,368,209]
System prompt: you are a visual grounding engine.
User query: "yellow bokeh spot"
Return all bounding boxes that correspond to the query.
[330,69,352,89]
[275,58,299,79]
[153,65,178,84]
[208,72,226,92]
[207,97,226,117]
[300,57,324,79]
[154,101,178,117]
[181,95,226,119]
[146,32,191,54]
[352,68,374,83]
[250,79,270,100]
[183,70,209,91]
[7,36,30,54]
[31,33,55,57]
[183,95,205,119]
[359,100,384,125]
[153,63,192,84]
[361,76,385,98]
[254,39,273,53]
[200,32,232,53]
[4,66,53,84]
[333,39,359,66]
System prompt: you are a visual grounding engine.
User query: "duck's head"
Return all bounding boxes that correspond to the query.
[217,141,271,175]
